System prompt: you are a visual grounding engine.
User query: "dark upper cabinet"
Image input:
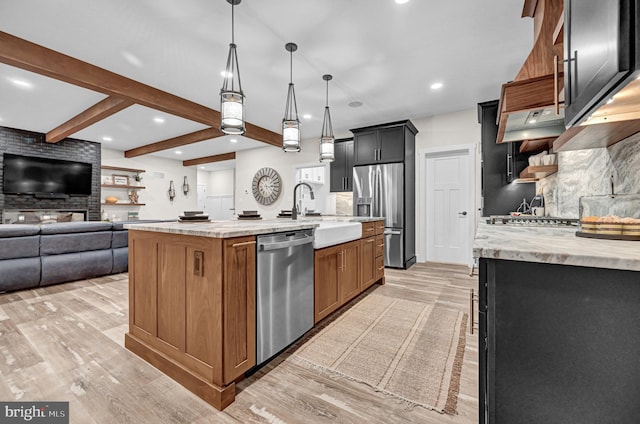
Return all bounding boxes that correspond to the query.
[564,0,639,127]
[478,101,534,216]
[352,121,416,166]
[330,138,354,192]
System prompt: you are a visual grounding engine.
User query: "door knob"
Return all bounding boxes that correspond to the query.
[458,211,467,216]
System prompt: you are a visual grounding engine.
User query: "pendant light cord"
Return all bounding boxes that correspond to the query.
[231,2,235,45]
[325,79,329,107]
[290,50,293,84]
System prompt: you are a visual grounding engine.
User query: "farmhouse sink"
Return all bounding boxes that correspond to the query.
[312,221,362,249]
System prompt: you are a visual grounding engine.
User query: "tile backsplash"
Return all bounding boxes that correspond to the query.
[537,132,640,218]
[335,192,353,215]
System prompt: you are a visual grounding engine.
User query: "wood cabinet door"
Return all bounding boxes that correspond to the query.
[353,130,378,165]
[340,240,361,304]
[223,236,256,384]
[375,256,385,281]
[314,246,341,323]
[378,126,405,163]
[360,236,376,291]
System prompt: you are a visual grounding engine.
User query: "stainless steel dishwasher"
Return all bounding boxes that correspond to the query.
[256,229,314,366]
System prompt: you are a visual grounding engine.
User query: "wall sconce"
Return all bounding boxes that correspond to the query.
[168,180,176,202]
[183,176,190,195]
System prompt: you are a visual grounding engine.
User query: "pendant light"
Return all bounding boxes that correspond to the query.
[282,42,301,152]
[319,74,335,162]
[220,0,245,135]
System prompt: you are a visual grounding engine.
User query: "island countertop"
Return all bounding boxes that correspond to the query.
[473,221,640,271]
[124,216,384,238]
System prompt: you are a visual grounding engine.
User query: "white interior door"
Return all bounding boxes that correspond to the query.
[426,150,471,265]
[207,195,234,220]
[197,184,207,213]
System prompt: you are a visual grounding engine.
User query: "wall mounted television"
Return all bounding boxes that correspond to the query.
[2,153,92,196]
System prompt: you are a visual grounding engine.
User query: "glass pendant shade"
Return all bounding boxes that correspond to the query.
[282,43,301,152]
[283,118,301,152]
[220,0,245,135]
[319,74,335,162]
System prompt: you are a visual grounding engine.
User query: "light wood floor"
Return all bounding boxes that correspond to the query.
[0,263,479,423]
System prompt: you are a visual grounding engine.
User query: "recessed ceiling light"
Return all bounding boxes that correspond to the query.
[220,70,233,78]
[348,101,363,108]
[607,98,614,104]
[8,78,33,89]
[229,138,238,143]
[529,119,537,124]
[302,114,312,119]
[121,51,144,68]
[430,82,443,90]
[102,136,112,142]
[395,0,410,4]
[153,116,165,124]
[175,150,183,155]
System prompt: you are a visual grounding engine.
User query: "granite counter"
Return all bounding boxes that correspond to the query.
[124,216,384,239]
[473,221,640,271]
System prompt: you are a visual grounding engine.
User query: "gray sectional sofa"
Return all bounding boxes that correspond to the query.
[0,221,134,293]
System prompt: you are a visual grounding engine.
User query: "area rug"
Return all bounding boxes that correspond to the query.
[290,293,467,414]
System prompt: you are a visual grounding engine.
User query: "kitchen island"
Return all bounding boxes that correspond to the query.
[124,216,384,410]
[474,222,640,424]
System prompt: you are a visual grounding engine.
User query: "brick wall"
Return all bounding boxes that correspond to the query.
[0,126,101,221]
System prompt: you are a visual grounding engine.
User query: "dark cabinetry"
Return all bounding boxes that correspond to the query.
[330,138,354,192]
[479,258,640,424]
[353,125,408,165]
[478,101,534,215]
[564,0,640,127]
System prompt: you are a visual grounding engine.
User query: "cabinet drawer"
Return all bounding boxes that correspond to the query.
[361,222,375,237]
[374,220,384,235]
[375,234,384,257]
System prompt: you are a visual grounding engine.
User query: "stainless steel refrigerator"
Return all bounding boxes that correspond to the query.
[353,163,410,268]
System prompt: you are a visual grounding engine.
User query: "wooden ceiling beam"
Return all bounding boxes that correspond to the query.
[46,96,133,143]
[183,152,236,167]
[125,127,223,158]
[0,31,282,147]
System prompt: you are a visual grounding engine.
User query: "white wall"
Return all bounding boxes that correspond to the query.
[413,109,482,263]
[202,168,235,196]
[234,111,481,262]
[234,133,350,218]
[101,148,198,220]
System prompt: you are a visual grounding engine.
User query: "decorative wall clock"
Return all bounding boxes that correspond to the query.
[252,167,282,205]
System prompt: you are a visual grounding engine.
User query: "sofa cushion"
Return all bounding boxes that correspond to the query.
[112,231,128,248]
[41,232,112,255]
[0,257,41,292]
[40,250,113,286]
[0,235,40,260]
[0,224,40,238]
[112,247,128,274]
[39,221,112,235]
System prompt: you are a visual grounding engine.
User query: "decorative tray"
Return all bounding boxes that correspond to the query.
[576,231,640,241]
[178,215,210,222]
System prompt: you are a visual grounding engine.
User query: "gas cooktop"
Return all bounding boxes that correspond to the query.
[488,215,579,227]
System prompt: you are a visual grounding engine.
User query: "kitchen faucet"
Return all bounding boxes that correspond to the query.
[292,182,314,220]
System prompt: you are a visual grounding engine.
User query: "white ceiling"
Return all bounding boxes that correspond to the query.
[0,0,532,168]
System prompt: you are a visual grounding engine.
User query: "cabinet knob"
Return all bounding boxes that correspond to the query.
[458,211,468,216]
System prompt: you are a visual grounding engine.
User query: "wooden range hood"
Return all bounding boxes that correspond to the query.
[496,0,565,149]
